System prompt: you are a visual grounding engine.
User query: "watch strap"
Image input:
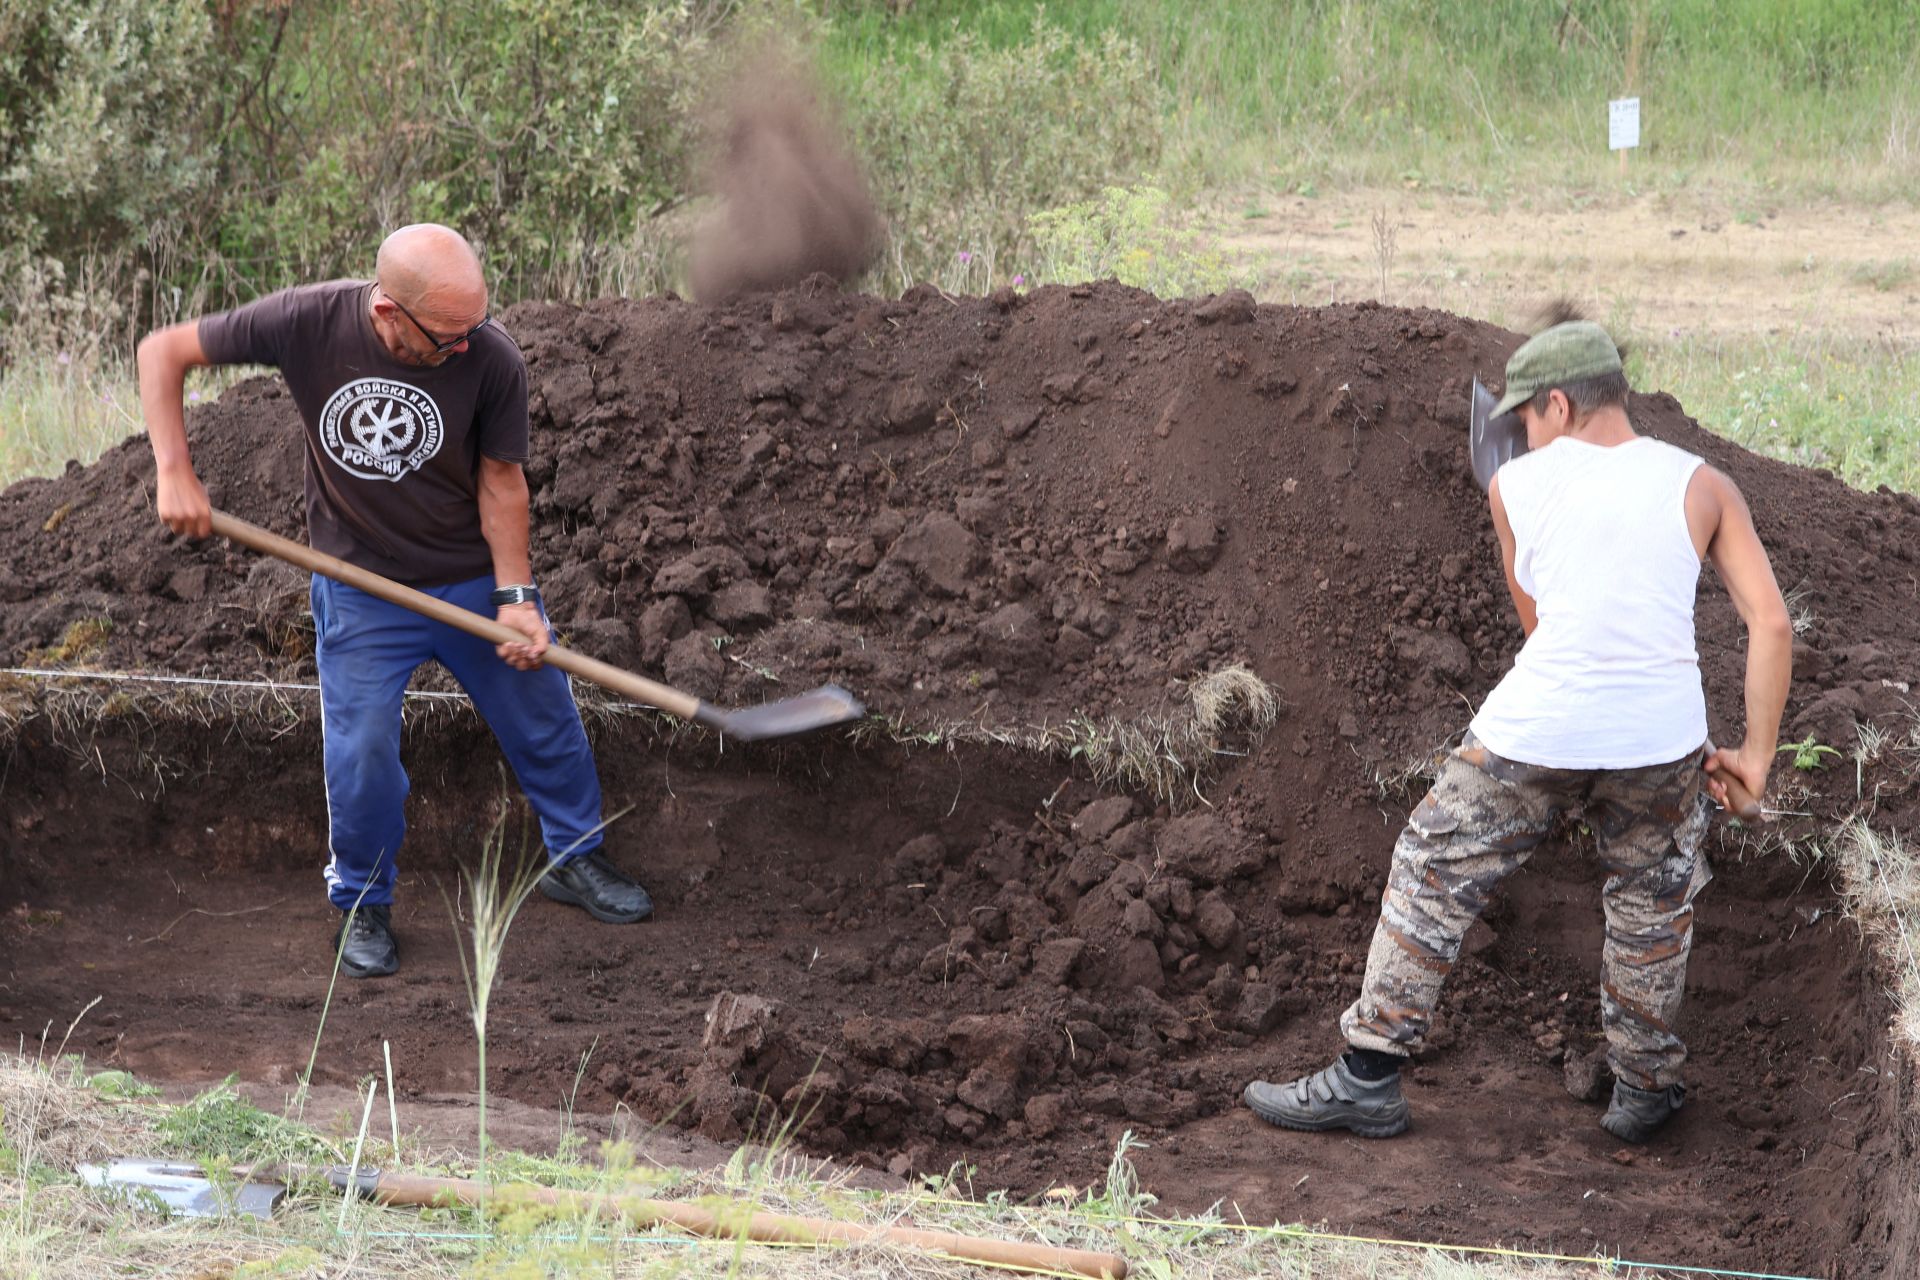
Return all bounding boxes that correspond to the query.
[491,584,540,607]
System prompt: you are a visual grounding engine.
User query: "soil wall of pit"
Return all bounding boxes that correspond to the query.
[6,282,1920,1274]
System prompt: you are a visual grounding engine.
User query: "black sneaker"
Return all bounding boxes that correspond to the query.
[334,904,398,979]
[539,851,653,924]
[1243,1056,1411,1138]
[1601,1080,1684,1143]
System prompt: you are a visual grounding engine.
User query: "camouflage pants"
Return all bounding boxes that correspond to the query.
[1340,733,1713,1089]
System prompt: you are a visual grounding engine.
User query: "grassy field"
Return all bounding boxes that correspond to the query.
[0,357,246,491]
[1634,333,1920,494]
[820,0,1920,199]
[0,358,140,488]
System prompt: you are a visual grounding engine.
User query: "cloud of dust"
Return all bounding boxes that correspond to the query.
[687,51,882,302]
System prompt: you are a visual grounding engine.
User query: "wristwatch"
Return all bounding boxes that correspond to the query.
[491,584,540,607]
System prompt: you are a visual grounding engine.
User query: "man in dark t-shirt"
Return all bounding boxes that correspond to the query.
[136,223,653,978]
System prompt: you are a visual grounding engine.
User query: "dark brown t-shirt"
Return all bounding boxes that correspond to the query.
[198,280,528,586]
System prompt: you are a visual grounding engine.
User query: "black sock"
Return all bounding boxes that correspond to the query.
[1344,1048,1404,1081]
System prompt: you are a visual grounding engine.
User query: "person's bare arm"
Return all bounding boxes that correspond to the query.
[1690,466,1792,808]
[478,455,546,669]
[1489,474,1538,637]
[136,322,214,537]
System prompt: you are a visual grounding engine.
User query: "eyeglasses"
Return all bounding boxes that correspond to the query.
[383,289,490,355]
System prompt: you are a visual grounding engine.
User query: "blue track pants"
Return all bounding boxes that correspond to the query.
[311,574,604,909]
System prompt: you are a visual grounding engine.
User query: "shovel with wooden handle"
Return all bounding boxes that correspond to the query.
[209,509,865,742]
[84,1159,1129,1278]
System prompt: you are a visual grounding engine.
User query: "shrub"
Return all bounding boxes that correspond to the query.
[0,1,216,269]
[205,0,719,299]
[1028,185,1239,299]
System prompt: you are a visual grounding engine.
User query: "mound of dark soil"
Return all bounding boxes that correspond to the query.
[4,282,1918,1275]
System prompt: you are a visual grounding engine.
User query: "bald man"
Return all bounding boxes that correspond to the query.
[137,224,653,979]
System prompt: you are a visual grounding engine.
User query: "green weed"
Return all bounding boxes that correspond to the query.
[0,358,140,488]
[82,1071,157,1101]
[450,818,550,1183]
[1779,734,1842,772]
[153,1077,337,1166]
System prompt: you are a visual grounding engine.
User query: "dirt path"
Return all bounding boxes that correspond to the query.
[1220,189,1920,341]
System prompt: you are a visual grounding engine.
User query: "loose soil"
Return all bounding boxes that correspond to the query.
[4,283,1918,1275]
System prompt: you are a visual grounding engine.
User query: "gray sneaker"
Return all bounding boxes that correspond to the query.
[1601,1080,1683,1143]
[1243,1056,1410,1138]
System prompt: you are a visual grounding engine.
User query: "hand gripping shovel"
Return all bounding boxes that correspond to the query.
[1461,394,1764,822]
[209,510,864,742]
[84,1159,1129,1278]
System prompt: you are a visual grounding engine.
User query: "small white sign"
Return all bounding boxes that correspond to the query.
[1609,97,1641,151]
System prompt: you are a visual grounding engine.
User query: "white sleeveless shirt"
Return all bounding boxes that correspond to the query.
[1468,435,1708,769]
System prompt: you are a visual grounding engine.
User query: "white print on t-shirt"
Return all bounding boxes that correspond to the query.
[318,378,445,480]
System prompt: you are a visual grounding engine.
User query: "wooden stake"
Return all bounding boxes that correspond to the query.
[339,1078,379,1234]
[383,1041,400,1154]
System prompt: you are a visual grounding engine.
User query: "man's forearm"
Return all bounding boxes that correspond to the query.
[137,333,194,473]
[478,467,534,585]
[1742,619,1793,757]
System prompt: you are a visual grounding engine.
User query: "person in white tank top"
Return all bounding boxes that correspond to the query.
[1246,316,1792,1144]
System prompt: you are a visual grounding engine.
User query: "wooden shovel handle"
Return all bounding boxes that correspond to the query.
[351,1170,1128,1279]
[1703,740,1763,822]
[208,510,700,722]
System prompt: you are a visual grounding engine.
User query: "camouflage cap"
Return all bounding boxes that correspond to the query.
[1492,321,1623,417]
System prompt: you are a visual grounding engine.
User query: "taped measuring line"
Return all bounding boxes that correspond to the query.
[349,1231,1097,1277]
[0,666,650,712]
[913,1195,1825,1280]
[4,666,444,699]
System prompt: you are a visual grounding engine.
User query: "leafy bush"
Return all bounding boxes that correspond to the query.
[0,1,216,266]
[204,0,720,299]
[838,12,1163,286]
[1029,186,1238,299]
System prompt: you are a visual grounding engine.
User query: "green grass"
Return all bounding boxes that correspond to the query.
[819,0,1920,199]
[0,357,142,487]
[0,356,251,492]
[1632,333,1920,493]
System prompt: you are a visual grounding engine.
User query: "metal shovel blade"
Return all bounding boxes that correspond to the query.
[79,1158,286,1220]
[1469,377,1528,492]
[694,683,866,742]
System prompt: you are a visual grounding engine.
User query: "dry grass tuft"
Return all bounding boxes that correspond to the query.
[0,1056,150,1177]
[1822,819,1920,1051]
[857,661,1283,809]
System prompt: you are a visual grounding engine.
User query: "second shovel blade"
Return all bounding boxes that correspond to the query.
[79,1158,286,1220]
[1469,376,1527,492]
